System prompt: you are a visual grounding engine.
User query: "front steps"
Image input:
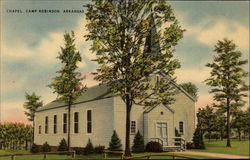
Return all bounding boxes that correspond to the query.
[163,146,185,152]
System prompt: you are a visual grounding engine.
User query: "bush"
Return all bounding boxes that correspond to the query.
[186,142,195,149]
[85,139,94,155]
[192,126,205,149]
[109,130,122,151]
[145,141,163,152]
[58,138,68,151]
[42,142,51,152]
[30,143,39,153]
[132,131,144,153]
[94,145,105,154]
[72,147,85,155]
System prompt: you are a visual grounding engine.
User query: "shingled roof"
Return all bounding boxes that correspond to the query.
[36,83,113,112]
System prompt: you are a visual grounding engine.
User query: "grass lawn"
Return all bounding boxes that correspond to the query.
[0,150,222,160]
[189,139,249,156]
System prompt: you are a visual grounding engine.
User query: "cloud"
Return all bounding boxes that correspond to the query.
[186,19,249,51]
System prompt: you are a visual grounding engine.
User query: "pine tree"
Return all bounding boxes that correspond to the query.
[23,92,43,143]
[192,126,205,149]
[180,82,198,101]
[205,38,248,147]
[85,139,94,154]
[49,31,86,150]
[85,0,184,156]
[42,142,51,152]
[132,131,144,153]
[58,138,68,151]
[109,130,122,151]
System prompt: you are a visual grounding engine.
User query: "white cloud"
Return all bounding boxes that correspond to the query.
[1,18,95,67]
[186,19,249,51]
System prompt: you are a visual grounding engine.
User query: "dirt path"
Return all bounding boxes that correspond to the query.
[174,151,249,159]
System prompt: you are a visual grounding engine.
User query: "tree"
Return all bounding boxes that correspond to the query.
[49,31,86,150]
[205,38,249,147]
[58,138,68,151]
[214,110,226,141]
[85,0,184,156]
[85,139,94,155]
[180,82,198,101]
[132,131,144,153]
[23,92,43,143]
[231,110,245,141]
[192,125,205,149]
[109,130,122,151]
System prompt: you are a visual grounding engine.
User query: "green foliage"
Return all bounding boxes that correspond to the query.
[205,38,249,146]
[58,138,68,151]
[49,31,86,104]
[85,0,184,155]
[109,130,122,151]
[23,92,43,122]
[180,82,198,101]
[48,31,87,149]
[192,126,205,149]
[231,110,248,140]
[197,106,216,137]
[42,142,51,152]
[132,131,144,153]
[0,123,33,150]
[145,141,163,152]
[30,143,40,153]
[85,139,94,155]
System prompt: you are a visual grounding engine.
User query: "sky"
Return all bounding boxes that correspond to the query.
[1,0,249,124]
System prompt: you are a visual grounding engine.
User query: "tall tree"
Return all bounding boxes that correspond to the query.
[49,31,86,150]
[205,38,248,147]
[85,0,184,156]
[180,82,198,101]
[23,92,43,143]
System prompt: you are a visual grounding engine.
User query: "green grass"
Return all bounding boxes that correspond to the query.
[189,139,249,156]
[0,150,218,160]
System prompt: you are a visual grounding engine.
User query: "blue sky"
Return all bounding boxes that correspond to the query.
[1,0,249,123]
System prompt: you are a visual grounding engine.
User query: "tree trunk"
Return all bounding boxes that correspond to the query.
[208,131,211,141]
[226,98,231,147]
[68,103,71,151]
[25,140,28,150]
[32,121,35,144]
[238,129,241,141]
[124,96,132,157]
[220,130,223,141]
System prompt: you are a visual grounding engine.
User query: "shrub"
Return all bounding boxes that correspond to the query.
[30,143,39,153]
[85,139,94,155]
[132,131,144,153]
[58,138,68,151]
[192,126,205,149]
[94,145,105,154]
[42,142,51,152]
[145,141,163,152]
[109,130,122,151]
[72,147,85,155]
[186,142,195,149]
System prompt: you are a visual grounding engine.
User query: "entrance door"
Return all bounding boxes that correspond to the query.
[156,123,168,146]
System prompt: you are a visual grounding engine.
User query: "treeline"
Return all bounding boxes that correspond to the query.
[0,122,33,150]
[197,106,250,141]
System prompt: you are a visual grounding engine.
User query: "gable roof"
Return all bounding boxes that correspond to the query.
[144,104,175,114]
[36,79,195,112]
[36,83,113,112]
